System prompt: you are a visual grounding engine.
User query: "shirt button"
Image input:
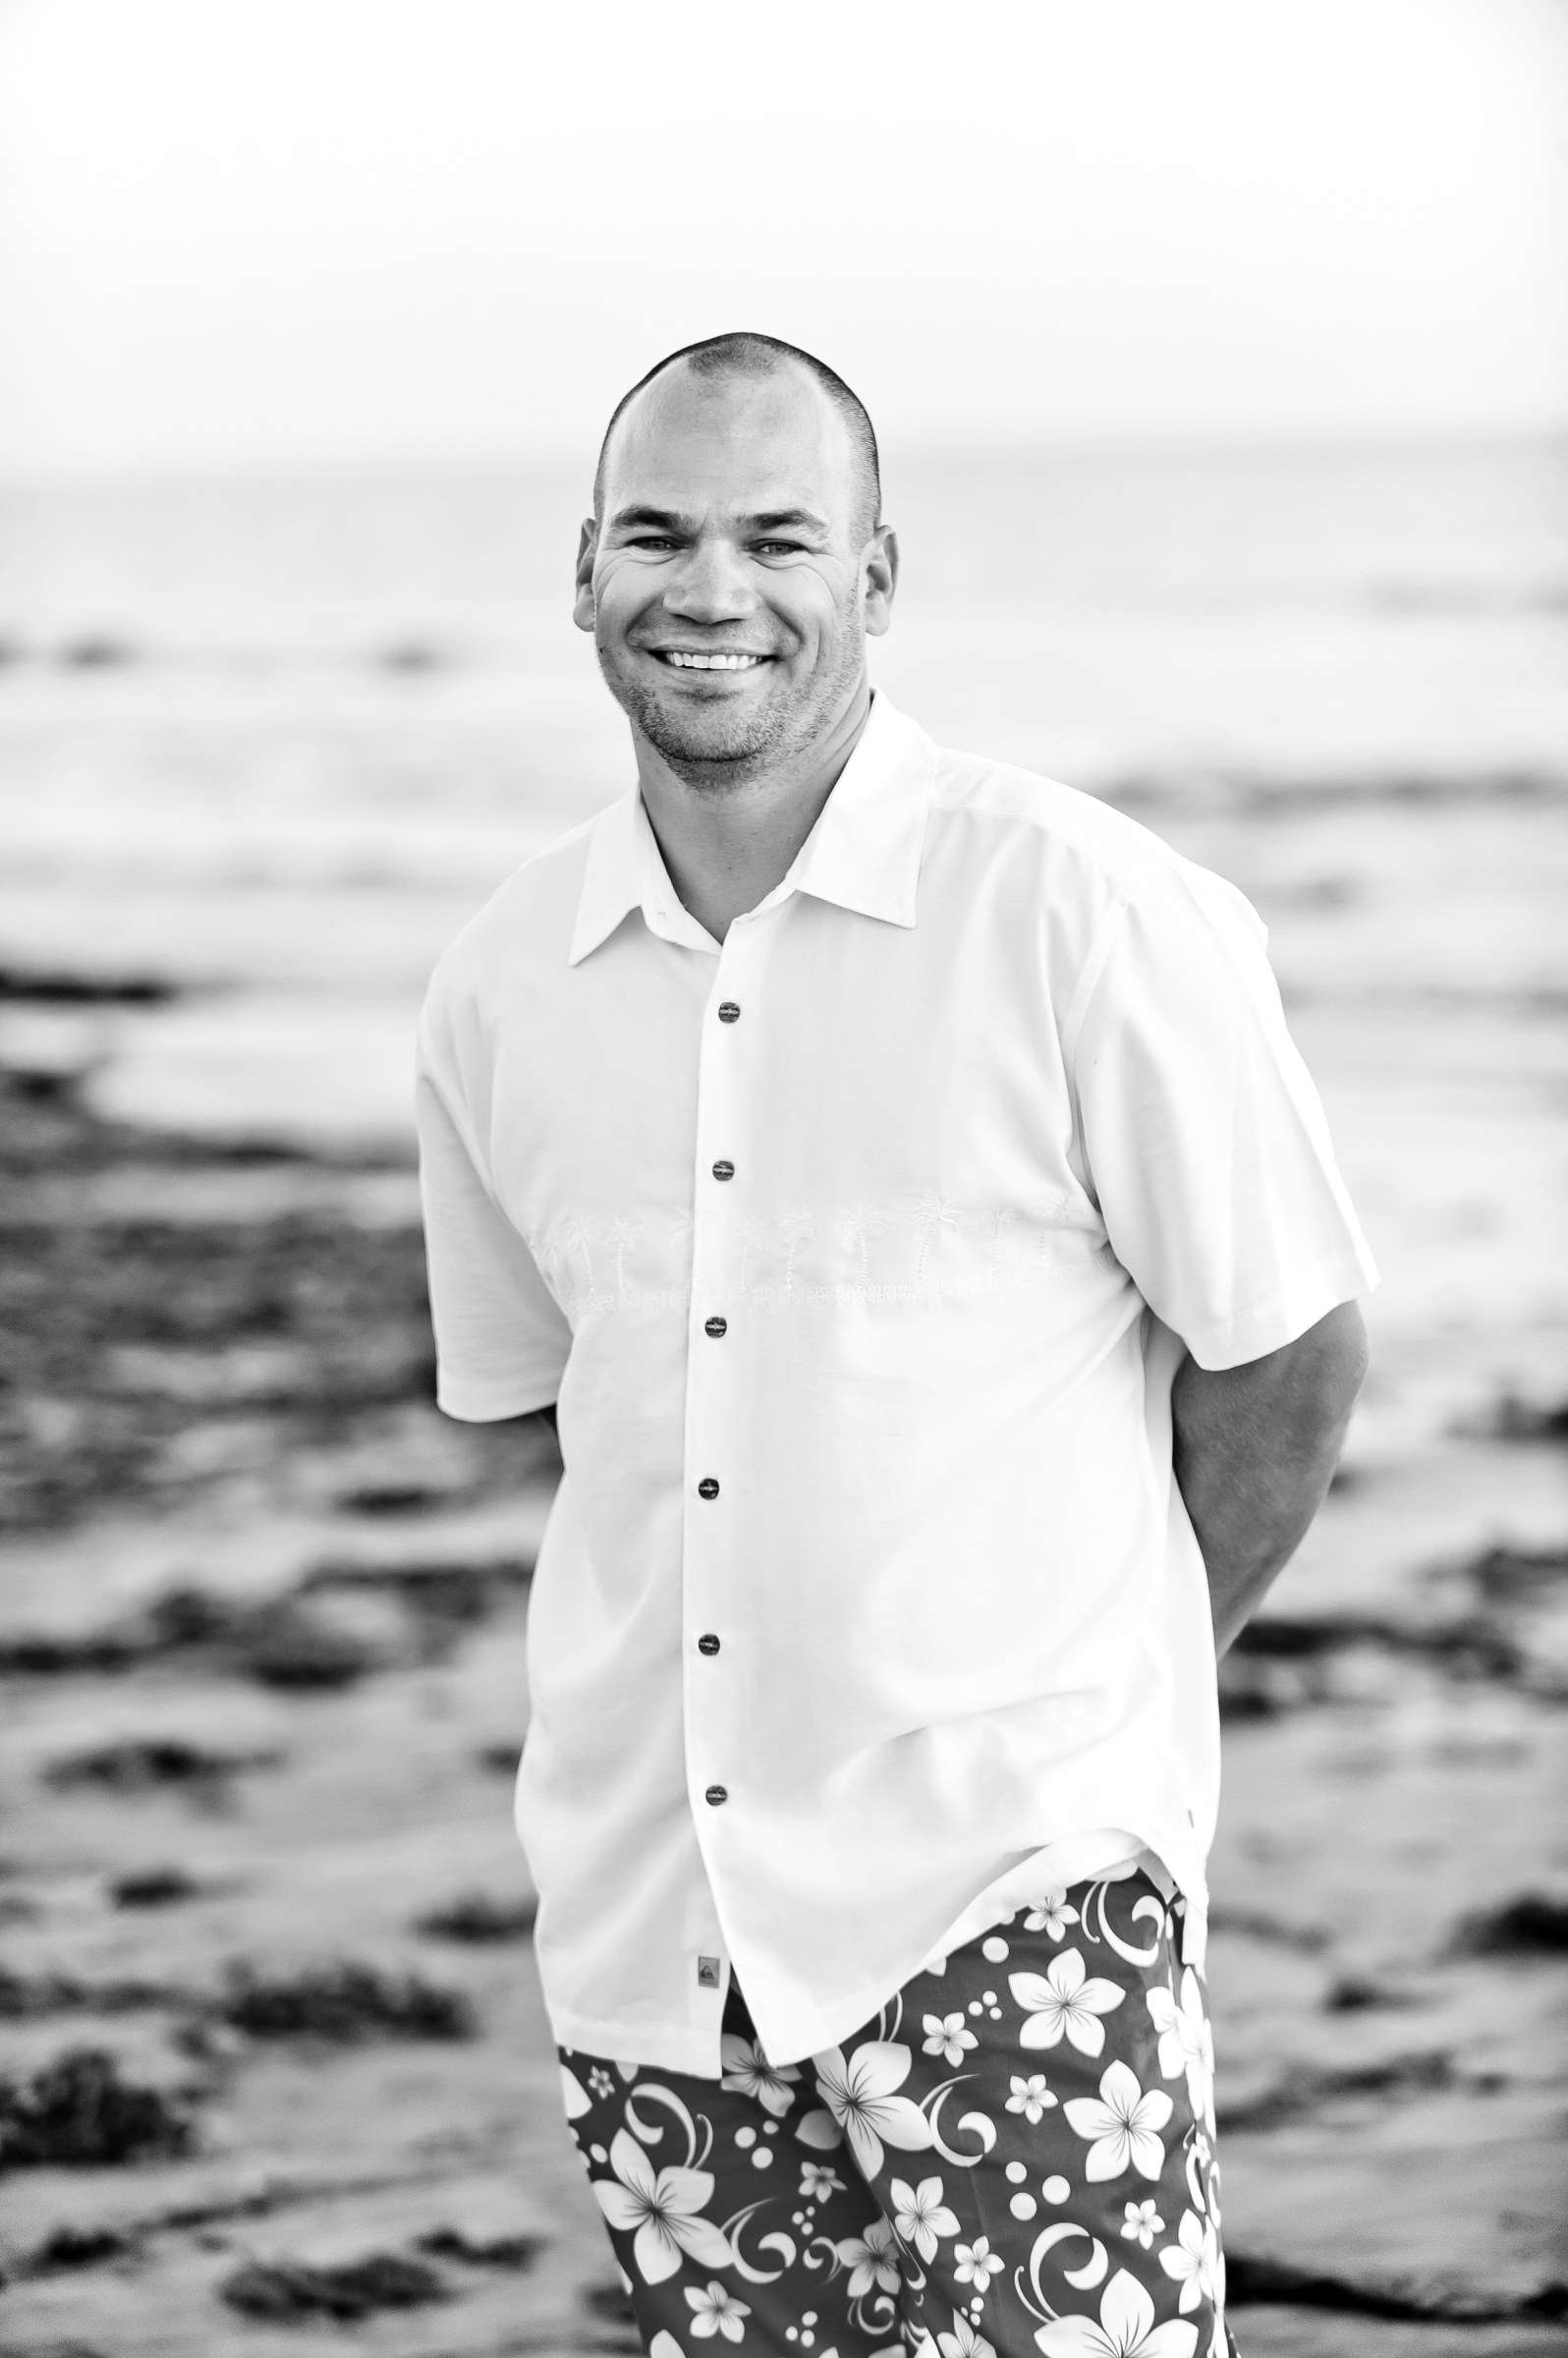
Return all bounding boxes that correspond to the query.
[698,1477,720,1499]
[698,1633,720,1655]
[704,1316,727,1338]
[704,1784,728,1806]
[717,1001,741,1023]
[711,1159,734,1181]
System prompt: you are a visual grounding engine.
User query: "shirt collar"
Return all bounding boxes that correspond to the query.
[566,691,935,967]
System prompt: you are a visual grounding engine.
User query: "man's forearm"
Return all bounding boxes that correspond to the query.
[1170,1302,1369,1657]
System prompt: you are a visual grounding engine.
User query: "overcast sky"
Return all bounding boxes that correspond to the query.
[2,0,1565,479]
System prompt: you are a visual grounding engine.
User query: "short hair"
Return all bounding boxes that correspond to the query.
[592,330,882,543]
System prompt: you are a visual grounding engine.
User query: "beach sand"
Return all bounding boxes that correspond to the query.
[2,437,1565,2353]
[1,1049,1564,2358]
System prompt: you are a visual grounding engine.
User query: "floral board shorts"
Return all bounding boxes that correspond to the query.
[557,1863,1238,2358]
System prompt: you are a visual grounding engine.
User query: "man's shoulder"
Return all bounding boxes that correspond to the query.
[914,726,1267,981]
[422,804,603,1013]
[926,735,1186,900]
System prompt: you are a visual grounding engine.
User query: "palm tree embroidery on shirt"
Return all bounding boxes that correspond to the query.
[530,1195,1115,1320]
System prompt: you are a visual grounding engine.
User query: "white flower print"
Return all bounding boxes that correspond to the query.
[1011,1950,1126,2056]
[588,2065,616,2101]
[1004,2073,1059,2124]
[1157,2210,1222,2316]
[1145,1970,1214,2135]
[686,2279,752,2340]
[954,2236,1001,2295]
[1121,2200,1165,2250]
[591,2126,735,2284]
[890,2174,961,2262]
[1063,2059,1174,2183]
[649,2334,685,2358]
[1033,2266,1199,2355]
[836,2213,903,2299]
[938,2311,998,2358]
[1022,1888,1080,1938]
[811,2041,933,2178]
[799,2161,844,2203]
[923,2009,980,2066]
[1192,2011,1215,2137]
[1181,2131,1211,2221]
[720,2031,802,2118]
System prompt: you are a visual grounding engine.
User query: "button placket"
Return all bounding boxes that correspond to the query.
[684,943,755,1835]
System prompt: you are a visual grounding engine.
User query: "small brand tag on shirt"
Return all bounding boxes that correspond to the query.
[696,1955,722,1989]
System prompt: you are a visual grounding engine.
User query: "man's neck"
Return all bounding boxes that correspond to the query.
[635,682,874,942]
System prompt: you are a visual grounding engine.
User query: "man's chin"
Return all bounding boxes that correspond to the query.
[619,683,787,771]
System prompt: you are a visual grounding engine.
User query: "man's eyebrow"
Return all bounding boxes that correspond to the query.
[607,505,689,533]
[604,504,830,534]
[749,509,828,533]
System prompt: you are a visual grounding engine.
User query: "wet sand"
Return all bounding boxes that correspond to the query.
[1,1049,1565,2358]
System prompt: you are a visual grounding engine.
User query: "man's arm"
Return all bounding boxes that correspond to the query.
[1171,1299,1369,1657]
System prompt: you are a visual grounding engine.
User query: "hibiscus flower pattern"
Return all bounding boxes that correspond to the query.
[1063,2060,1175,2182]
[556,1866,1237,2358]
[808,2039,934,2179]
[1011,1950,1127,2056]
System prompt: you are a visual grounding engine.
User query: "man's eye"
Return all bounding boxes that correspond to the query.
[756,540,805,556]
[628,535,679,551]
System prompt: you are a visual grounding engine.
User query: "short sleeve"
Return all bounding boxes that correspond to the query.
[414,1008,572,1423]
[1066,860,1378,1370]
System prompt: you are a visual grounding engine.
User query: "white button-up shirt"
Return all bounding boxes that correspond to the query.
[415,693,1377,2076]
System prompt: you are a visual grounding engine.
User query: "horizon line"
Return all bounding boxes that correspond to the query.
[2,418,1565,499]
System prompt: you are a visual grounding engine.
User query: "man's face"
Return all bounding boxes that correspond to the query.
[575,363,894,779]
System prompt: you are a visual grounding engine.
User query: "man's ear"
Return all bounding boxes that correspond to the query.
[573,519,598,633]
[863,526,898,638]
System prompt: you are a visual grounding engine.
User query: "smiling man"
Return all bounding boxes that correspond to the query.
[415,332,1377,2358]
[578,343,893,941]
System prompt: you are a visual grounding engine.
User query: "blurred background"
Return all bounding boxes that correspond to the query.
[1,2,1565,2352]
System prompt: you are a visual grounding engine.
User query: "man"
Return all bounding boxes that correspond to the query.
[415,332,1375,2358]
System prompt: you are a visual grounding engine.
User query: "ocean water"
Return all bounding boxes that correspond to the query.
[1,436,1564,1453]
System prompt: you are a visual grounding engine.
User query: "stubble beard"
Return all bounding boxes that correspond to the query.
[598,607,867,788]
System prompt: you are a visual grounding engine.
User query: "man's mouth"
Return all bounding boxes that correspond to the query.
[646,649,770,671]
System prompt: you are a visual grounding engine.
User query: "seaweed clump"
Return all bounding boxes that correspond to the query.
[414,1889,536,1943]
[0,2047,196,2170]
[109,1865,201,1908]
[219,1960,476,2042]
[219,2250,449,2320]
[1449,1890,1568,1956]
[44,1735,282,1794]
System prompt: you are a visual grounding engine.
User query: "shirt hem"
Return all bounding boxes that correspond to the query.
[540,1835,1211,2078]
[760,1842,1210,2068]
[435,1378,560,1423]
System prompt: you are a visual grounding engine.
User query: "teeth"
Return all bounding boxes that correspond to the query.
[663,651,763,669]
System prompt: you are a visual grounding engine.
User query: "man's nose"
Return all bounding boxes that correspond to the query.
[661,538,756,623]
